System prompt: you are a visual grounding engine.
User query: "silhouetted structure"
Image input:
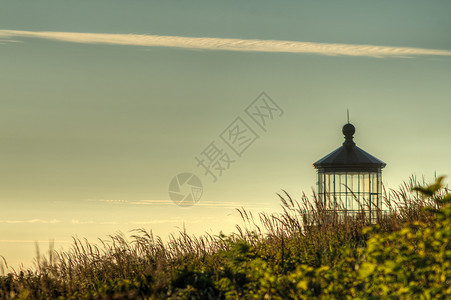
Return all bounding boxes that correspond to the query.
[313,122,386,222]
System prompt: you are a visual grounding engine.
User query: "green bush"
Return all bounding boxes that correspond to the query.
[0,176,449,299]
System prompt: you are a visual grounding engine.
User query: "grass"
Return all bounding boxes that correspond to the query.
[0,175,449,299]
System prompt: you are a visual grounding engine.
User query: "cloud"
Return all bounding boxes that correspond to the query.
[0,29,450,58]
[86,199,128,204]
[130,216,234,225]
[86,197,273,209]
[128,199,272,209]
[130,219,184,225]
[0,219,60,224]
[0,39,22,44]
[0,239,71,243]
[71,219,118,225]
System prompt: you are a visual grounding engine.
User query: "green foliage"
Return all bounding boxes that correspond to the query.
[0,176,449,299]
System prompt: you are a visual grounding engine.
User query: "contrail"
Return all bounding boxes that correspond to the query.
[1,29,450,58]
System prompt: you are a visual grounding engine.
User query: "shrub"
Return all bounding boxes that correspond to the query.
[0,176,449,299]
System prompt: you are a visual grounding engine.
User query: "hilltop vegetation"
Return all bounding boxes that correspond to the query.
[0,176,450,299]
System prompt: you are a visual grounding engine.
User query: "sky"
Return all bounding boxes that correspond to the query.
[1,0,450,270]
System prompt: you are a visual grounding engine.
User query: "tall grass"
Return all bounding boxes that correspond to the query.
[0,176,448,299]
